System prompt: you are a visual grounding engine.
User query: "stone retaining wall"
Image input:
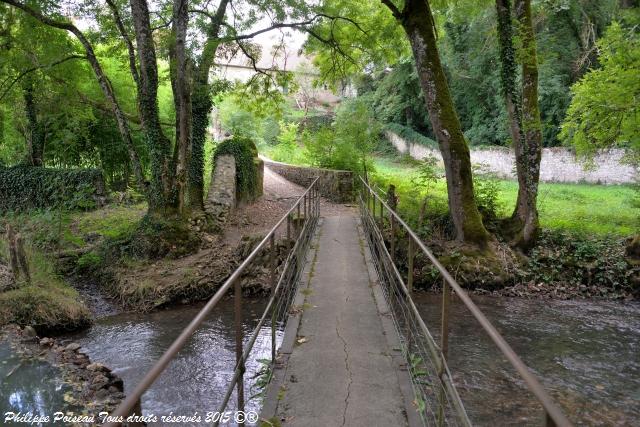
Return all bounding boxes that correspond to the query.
[205,154,236,223]
[261,156,354,202]
[386,131,638,184]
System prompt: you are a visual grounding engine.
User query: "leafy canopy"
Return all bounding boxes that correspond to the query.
[560,19,640,162]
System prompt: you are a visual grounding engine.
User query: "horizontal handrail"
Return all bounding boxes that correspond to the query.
[106,177,320,426]
[359,176,572,427]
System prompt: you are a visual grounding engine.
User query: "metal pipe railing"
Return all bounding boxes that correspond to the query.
[106,177,320,427]
[358,176,572,427]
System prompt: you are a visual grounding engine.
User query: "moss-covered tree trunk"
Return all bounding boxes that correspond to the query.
[130,0,176,215]
[512,0,542,249]
[22,79,45,166]
[170,0,191,214]
[384,0,490,246]
[186,0,230,212]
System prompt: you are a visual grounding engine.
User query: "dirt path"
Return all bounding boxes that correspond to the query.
[111,168,355,310]
[222,166,355,246]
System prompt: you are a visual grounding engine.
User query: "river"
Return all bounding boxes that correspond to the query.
[414,294,640,426]
[2,295,639,426]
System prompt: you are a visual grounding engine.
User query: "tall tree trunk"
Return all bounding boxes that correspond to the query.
[171,0,191,214]
[130,0,176,215]
[385,0,490,246]
[511,0,542,249]
[186,0,230,212]
[0,0,147,192]
[22,78,45,166]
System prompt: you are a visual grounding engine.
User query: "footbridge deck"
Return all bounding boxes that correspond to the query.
[260,215,417,426]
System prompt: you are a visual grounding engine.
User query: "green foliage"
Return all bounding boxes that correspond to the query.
[560,20,640,161]
[0,165,105,212]
[523,230,634,295]
[368,61,432,135]
[262,117,281,145]
[214,135,260,199]
[412,155,441,195]
[0,237,90,331]
[76,252,103,272]
[271,122,306,164]
[472,163,503,220]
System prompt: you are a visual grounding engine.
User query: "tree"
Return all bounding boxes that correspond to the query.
[0,0,147,192]
[559,20,639,163]
[495,0,543,249]
[381,0,490,246]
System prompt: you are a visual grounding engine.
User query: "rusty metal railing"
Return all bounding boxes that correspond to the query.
[105,177,320,427]
[358,176,572,427]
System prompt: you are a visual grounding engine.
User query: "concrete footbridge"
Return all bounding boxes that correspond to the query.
[105,175,572,427]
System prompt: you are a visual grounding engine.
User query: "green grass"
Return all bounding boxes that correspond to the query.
[258,138,639,236]
[0,239,91,331]
[371,156,639,236]
[0,202,147,330]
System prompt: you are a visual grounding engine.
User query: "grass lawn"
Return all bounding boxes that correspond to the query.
[371,156,639,236]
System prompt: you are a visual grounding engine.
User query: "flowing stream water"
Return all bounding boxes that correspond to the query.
[65,299,277,423]
[2,295,639,426]
[0,341,82,422]
[414,294,640,426]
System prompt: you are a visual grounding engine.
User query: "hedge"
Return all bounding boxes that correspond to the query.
[0,165,106,212]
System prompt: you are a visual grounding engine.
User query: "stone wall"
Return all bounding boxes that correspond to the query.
[204,154,236,223]
[386,131,638,184]
[261,156,354,202]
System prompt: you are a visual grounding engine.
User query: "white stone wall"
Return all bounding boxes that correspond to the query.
[385,131,638,184]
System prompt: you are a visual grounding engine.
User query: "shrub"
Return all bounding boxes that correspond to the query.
[262,117,281,145]
[472,163,502,220]
[270,122,307,165]
[0,165,105,212]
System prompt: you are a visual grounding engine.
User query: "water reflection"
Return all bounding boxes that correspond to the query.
[69,299,281,424]
[0,341,80,425]
[414,294,640,426]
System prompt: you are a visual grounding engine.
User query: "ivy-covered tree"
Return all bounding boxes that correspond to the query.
[494,0,543,249]
[380,0,491,246]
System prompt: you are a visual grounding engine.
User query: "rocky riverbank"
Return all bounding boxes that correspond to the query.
[1,325,124,421]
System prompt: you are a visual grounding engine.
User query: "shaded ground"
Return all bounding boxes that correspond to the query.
[224,166,355,246]
[108,167,354,312]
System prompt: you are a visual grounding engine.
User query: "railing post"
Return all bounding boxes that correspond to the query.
[390,215,396,263]
[437,277,451,426]
[297,201,301,236]
[372,188,376,218]
[234,276,245,424]
[270,234,277,364]
[441,278,450,360]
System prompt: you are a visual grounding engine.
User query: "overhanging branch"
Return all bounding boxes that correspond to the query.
[0,55,86,102]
